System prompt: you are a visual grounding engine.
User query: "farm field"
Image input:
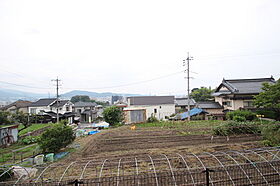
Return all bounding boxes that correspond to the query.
[3,120,280,185]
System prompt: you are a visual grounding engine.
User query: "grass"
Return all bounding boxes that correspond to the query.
[136,120,225,135]
[0,143,39,164]
[18,123,52,136]
[136,120,224,129]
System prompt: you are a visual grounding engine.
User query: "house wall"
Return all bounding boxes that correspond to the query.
[126,104,175,120]
[29,106,51,114]
[215,95,255,111]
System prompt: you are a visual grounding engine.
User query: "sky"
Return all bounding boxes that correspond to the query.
[0,0,279,96]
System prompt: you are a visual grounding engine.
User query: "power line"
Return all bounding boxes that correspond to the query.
[62,70,197,90]
[0,80,50,89]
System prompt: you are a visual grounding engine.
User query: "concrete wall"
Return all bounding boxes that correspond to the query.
[126,104,175,120]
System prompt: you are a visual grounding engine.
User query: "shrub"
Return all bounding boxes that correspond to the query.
[20,136,40,145]
[103,106,123,126]
[233,115,246,122]
[38,123,75,153]
[147,115,158,123]
[213,121,260,136]
[261,124,280,146]
[226,110,256,121]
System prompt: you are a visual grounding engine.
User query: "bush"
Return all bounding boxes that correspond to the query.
[147,115,158,123]
[38,123,75,153]
[261,124,280,146]
[226,110,256,121]
[256,110,278,120]
[103,106,123,126]
[233,115,246,122]
[213,121,260,136]
[20,136,40,145]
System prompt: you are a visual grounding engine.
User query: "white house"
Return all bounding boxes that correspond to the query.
[28,98,73,115]
[126,96,175,121]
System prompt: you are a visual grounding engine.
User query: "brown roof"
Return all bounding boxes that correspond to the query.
[1,100,32,110]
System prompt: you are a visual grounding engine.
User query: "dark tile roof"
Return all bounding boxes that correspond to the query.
[175,97,196,106]
[74,101,97,107]
[197,101,223,109]
[29,98,56,107]
[127,96,175,105]
[215,77,276,95]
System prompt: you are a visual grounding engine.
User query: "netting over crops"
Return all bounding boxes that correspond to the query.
[1,147,280,185]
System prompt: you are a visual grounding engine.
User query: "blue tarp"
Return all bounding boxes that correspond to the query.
[88,130,100,135]
[178,108,208,120]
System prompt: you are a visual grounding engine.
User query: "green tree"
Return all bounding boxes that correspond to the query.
[0,111,11,125]
[70,95,91,103]
[11,111,30,130]
[103,106,123,126]
[38,123,75,153]
[191,87,214,102]
[254,79,280,120]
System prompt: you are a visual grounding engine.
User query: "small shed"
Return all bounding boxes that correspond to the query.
[123,108,146,124]
[0,125,19,146]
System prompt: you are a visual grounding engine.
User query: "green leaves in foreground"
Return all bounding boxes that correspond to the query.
[38,124,75,153]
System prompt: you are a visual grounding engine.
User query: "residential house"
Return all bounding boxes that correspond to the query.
[213,77,276,111]
[0,100,32,114]
[175,97,196,113]
[196,101,225,120]
[126,96,175,121]
[28,98,74,123]
[73,101,97,123]
[28,98,73,115]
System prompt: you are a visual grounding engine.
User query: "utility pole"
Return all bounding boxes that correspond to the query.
[52,77,61,123]
[183,52,193,121]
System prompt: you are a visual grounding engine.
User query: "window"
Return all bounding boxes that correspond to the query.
[222,101,232,107]
[154,108,157,113]
[244,101,253,108]
[66,106,70,111]
[78,109,82,114]
[30,108,36,114]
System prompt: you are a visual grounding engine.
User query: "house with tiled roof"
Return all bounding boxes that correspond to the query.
[0,100,32,113]
[73,101,98,123]
[28,98,73,115]
[213,77,276,111]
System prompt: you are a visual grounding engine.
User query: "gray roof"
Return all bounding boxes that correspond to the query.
[128,96,174,105]
[197,101,223,109]
[215,77,276,95]
[29,98,56,107]
[74,101,97,107]
[175,98,196,106]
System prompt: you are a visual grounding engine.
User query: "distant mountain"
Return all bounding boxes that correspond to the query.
[61,90,140,99]
[0,88,51,102]
[0,88,140,102]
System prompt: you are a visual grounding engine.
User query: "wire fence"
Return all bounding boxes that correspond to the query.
[4,160,280,186]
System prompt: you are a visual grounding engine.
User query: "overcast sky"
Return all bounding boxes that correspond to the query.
[0,0,279,96]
